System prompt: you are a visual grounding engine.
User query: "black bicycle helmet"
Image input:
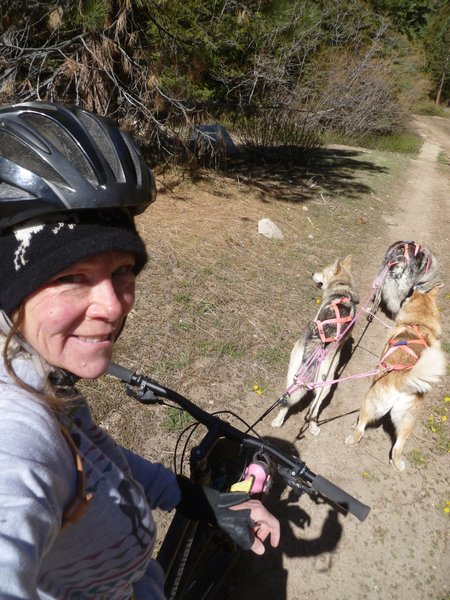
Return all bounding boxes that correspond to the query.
[0,101,156,230]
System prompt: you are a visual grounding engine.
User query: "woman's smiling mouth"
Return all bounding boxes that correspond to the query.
[76,334,113,343]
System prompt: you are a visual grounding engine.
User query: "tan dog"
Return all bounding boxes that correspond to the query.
[345,283,446,471]
[271,256,359,435]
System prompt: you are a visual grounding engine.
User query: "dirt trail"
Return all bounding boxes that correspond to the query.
[224,116,450,600]
[390,116,450,244]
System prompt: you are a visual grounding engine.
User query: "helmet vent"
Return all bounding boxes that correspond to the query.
[0,183,36,201]
[78,111,124,182]
[22,113,98,187]
[0,130,67,188]
[122,132,140,186]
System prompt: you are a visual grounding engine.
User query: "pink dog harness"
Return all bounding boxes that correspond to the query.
[315,296,353,343]
[387,241,432,273]
[379,324,428,371]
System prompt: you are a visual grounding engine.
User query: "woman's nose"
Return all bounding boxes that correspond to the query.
[87,279,124,320]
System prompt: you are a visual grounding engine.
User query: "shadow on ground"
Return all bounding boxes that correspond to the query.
[219,146,389,205]
[221,436,347,600]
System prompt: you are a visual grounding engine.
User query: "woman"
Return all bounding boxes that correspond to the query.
[0,101,279,598]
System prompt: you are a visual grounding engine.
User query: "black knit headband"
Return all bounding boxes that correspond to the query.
[0,210,148,316]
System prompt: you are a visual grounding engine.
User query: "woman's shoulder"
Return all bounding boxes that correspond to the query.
[0,353,85,429]
[0,363,74,463]
[0,363,77,520]
[0,393,70,462]
[0,345,45,386]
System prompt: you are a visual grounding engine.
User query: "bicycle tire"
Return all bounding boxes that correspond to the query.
[158,511,238,600]
[157,512,198,598]
[158,437,249,600]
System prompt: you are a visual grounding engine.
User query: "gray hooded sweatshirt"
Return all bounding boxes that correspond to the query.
[0,348,180,599]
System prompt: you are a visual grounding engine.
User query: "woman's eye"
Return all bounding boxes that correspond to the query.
[114,265,135,277]
[52,274,83,285]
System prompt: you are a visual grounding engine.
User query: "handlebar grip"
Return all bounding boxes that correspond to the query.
[312,475,371,522]
[107,362,134,383]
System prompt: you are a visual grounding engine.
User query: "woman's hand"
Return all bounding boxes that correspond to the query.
[177,481,280,554]
[230,499,280,555]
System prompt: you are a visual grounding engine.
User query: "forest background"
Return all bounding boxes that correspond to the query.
[1,0,450,165]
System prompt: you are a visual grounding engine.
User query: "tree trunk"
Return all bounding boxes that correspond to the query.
[435,49,450,106]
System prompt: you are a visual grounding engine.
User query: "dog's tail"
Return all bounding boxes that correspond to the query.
[403,344,447,394]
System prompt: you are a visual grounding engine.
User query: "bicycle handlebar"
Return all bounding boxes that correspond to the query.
[107,362,370,522]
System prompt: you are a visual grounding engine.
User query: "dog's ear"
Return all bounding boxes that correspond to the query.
[330,258,339,272]
[414,284,427,294]
[427,282,444,296]
[340,255,352,270]
[414,281,444,296]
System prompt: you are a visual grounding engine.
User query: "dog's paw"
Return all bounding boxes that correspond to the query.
[309,422,320,436]
[271,416,283,428]
[390,458,406,472]
[344,435,357,446]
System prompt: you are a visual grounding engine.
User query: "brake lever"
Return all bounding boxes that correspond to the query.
[125,383,162,404]
[277,465,317,497]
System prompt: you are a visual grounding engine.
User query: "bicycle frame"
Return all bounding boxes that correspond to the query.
[159,432,246,599]
[107,362,371,599]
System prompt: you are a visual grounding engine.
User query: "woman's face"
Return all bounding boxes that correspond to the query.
[18,251,136,379]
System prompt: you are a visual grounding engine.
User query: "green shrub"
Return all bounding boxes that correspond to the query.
[412,102,449,117]
[322,128,422,155]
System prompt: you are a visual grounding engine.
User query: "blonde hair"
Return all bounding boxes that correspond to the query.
[2,307,79,411]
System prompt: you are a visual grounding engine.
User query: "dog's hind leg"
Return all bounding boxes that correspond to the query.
[390,397,420,471]
[345,405,371,447]
[345,386,387,447]
[306,350,340,436]
[271,338,308,428]
[270,402,290,428]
